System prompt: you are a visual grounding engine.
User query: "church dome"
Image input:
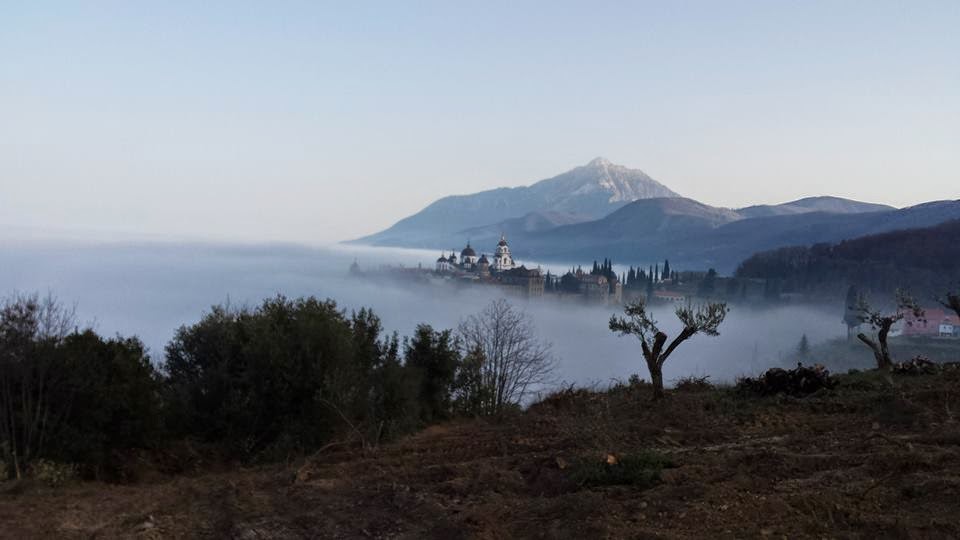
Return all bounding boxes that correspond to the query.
[437,255,448,263]
[461,243,476,258]
[478,254,489,264]
[497,235,509,247]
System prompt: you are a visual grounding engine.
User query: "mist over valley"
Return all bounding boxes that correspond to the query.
[1,240,847,387]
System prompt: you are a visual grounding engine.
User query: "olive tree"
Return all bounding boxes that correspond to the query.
[609,299,728,399]
[854,290,924,370]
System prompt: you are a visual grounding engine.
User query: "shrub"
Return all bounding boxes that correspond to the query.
[52,331,164,475]
[404,324,460,423]
[570,451,673,489]
[163,296,423,459]
[0,294,163,479]
[675,375,713,393]
[891,355,940,376]
[736,363,833,397]
[28,459,78,487]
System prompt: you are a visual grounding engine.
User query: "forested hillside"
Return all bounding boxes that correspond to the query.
[735,219,960,297]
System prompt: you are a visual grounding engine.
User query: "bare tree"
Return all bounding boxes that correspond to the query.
[0,292,76,479]
[855,290,924,370]
[456,299,555,417]
[609,299,728,400]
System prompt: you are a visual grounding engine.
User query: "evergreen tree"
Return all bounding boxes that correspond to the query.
[451,346,491,417]
[698,268,718,296]
[662,259,671,279]
[404,324,460,424]
[796,334,811,359]
[843,285,860,339]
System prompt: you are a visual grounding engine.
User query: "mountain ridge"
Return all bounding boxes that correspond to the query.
[516,199,960,273]
[351,158,679,248]
[737,196,894,218]
[347,158,954,273]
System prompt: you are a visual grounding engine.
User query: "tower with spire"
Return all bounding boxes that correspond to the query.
[492,234,516,272]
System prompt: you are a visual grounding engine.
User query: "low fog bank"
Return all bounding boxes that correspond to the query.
[0,241,846,387]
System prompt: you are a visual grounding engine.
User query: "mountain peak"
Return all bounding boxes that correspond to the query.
[352,157,680,247]
[586,157,612,168]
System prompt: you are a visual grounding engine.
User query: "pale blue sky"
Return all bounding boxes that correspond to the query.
[2,1,957,243]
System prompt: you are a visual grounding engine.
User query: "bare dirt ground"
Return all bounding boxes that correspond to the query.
[2,370,960,539]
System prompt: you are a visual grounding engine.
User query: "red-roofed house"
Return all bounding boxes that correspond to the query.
[904,309,960,338]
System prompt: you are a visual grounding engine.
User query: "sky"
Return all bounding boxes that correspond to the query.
[2,1,958,244]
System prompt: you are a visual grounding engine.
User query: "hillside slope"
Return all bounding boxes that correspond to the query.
[519,199,960,273]
[735,218,960,296]
[4,372,960,537]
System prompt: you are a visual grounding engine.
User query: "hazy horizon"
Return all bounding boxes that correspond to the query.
[3,2,958,244]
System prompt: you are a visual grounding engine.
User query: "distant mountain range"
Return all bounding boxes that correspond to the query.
[349,158,959,273]
[736,197,894,219]
[528,198,960,273]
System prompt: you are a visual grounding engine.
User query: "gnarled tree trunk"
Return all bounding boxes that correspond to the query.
[642,329,697,400]
[647,362,664,400]
[857,318,894,369]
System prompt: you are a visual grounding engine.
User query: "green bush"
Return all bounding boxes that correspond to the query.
[570,451,673,489]
[404,324,460,424]
[163,296,426,459]
[0,294,163,479]
[3,292,467,474]
[28,459,78,487]
[52,332,164,474]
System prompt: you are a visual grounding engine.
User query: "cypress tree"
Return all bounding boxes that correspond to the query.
[843,285,861,339]
[797,334,811,359]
